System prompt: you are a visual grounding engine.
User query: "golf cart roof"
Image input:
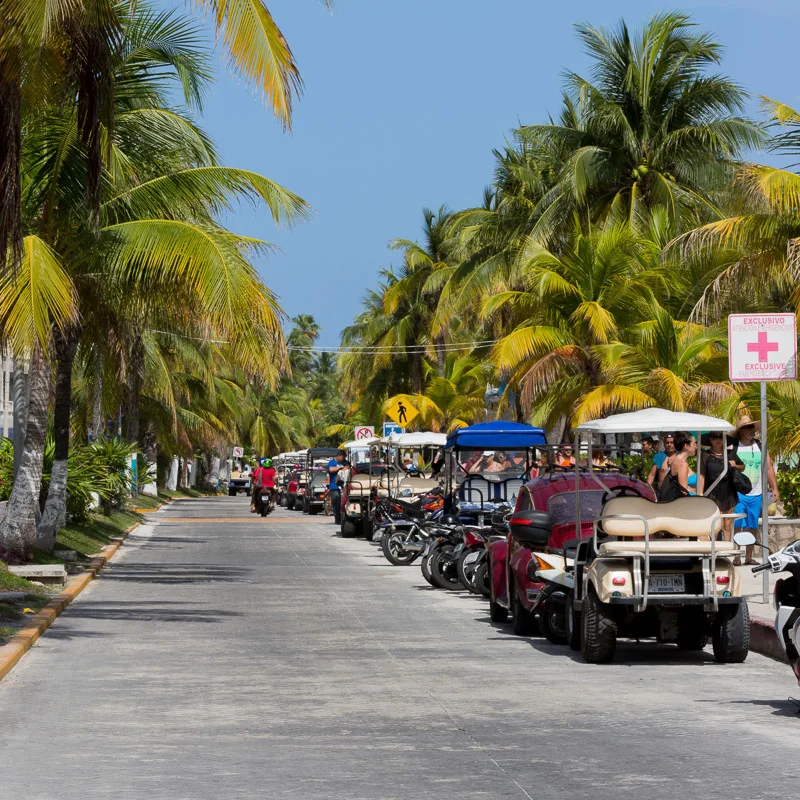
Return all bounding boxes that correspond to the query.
[445,420,547,449]
[576,408,735,434]
[342,437,381,449]
[380,431,448,447]
[306,447,340,458]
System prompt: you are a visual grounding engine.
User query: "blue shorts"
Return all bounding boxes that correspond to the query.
[734,493,762,529]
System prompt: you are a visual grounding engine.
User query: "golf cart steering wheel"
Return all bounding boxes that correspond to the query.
[601,484,645,507]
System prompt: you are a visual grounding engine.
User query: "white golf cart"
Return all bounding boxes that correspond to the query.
[569,409,751,664]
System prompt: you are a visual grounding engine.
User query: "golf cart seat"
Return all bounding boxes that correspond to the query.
[399,476,438,494]
[598,495,727,545]
[599,539,739,555]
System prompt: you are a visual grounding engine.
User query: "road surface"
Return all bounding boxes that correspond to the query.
[0,497,798,799]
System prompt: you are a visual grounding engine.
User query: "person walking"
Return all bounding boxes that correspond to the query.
[327,450,347,526]
[659,432,697,501]
[647,433,677,489]
[732,415,779,564]
[697,433,745,544]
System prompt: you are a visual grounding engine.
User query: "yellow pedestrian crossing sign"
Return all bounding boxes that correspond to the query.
[386,399,419,427]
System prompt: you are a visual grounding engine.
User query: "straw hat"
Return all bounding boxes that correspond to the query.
[735,414,761,433]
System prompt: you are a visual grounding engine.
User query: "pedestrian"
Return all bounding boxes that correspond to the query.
[647,433,677,489]
[697,433,745,545]
[327,450,347,526]
[732,415,779,564]
[556,444,575,468]
[659,432,697,501]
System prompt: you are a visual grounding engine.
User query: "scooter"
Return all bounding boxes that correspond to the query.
[752,536,800,691]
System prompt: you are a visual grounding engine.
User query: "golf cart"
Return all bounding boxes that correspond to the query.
[374,431,446,503]
[302,448,340,515]
[228,462,252,496]
[570,409,750,664]
[340,436,382,538]
[275,452,301,507]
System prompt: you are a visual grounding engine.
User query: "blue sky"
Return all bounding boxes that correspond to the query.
[191,0,800,344]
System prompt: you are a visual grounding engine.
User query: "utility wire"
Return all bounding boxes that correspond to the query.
[286,339,500,353]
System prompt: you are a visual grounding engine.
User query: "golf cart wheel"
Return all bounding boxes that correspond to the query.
[677,609,708,651]
[379,529,419,565]
[309,505,319,516]
[341,518,357,538]
[566,592,581,651]
[511,580,539,636]
[280,495,287,508]
[540,607,568,645]
[362,519,374,542]
[302,497,309,514]
[712,602,750,663]
[475,561,491,599]
[286,497,295,510]
[581,585,617,664]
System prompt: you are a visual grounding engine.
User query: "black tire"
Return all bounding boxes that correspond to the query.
[488,556,509,622]
[540,606,568,645]
[280,494,288,508]
[309,505,319,516]
[457,549,482,595]
[341,518,358,538]
[260,504,268,517]
[677,609,708,651]
[712,602,750,663]
[363,519,375,542]
[566,592,581,651]
[287,497,295,510]
[380,530,419,564]
[511,579,539,636]
[302,497,309,514]
[475,561,491,598]
[581,585,617,663]
[421,550,438,587]
[429,547,463,591]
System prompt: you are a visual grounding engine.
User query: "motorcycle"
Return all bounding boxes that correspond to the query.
[752,535,800,690]
[455,514,510,597]
[376,496,444,566]
[420,519,464,591]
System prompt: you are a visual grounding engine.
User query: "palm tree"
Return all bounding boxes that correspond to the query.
[518,13,762,240]
[490,218,674,430]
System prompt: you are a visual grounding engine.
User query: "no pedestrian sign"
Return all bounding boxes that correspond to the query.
[728,313,797,382]
[353,426,375,440]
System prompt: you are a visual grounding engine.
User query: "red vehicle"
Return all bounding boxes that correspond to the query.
[285,468,303,510]
[489,470,654,638]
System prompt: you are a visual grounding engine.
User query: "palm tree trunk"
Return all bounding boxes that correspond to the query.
[141,424,158,497]
[37,331,78,551]
[0,346,51,557]
[11,358,28,478]
[434,334,446,378]
[124,373,141,445]
[166,456,179,491]
[0,71,22,268]
[90,354,104,440]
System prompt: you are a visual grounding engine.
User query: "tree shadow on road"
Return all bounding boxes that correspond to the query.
[61,600,244,624]
[102,563,253,585]
[705,698,800,718]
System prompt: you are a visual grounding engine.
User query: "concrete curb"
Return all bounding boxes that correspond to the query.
[750,617,786,663]
[0,508,163,682]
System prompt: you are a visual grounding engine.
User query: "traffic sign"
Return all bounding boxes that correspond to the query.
[353,426,375,440]
[728,313,797,382]
[386,398,419,427]
[232,446,244,458]
[383,422,403,437]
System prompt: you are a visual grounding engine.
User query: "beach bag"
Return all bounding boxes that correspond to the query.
[731,469,752,495]
[658,471,689,502]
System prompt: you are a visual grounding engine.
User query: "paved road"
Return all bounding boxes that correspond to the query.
[1,497,799,799]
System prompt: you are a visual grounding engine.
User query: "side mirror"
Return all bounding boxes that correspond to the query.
[732,531,756,547]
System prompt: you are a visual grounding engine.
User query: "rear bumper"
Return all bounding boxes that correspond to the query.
[607,595,743,606]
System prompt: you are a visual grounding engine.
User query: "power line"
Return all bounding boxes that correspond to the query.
[286,339,500,353]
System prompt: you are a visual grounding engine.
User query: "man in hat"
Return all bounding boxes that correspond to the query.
[733,415,779,564]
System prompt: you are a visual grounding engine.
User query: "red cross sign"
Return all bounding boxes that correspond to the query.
[729,314,797,382]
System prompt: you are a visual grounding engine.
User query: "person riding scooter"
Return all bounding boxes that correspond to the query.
[251,458,277,514]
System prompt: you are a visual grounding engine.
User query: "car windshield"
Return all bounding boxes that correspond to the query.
[546,491,606,525]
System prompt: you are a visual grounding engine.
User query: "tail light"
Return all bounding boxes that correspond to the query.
[612,576,626,586]
[715,575,730,585]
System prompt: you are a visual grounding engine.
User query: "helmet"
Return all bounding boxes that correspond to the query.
[261,457,273,467]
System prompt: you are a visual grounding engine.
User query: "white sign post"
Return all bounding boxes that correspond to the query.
[353,426,375,441]
[729,313,797,602]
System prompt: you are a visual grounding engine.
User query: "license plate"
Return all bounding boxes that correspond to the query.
[648,574,685,594]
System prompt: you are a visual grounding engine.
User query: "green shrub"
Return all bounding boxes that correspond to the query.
[777,470,800,518]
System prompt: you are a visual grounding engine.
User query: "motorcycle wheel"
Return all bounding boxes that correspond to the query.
[511,579,539,636]
[539,605,568,645]
[429,547,463,591]
[380,530,420,565]
[363,519,375,542]
[475,561,491,598]
[420,549,438,586]
[456,549,483,594]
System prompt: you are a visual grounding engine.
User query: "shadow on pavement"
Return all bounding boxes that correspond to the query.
[701,698,800,718]
[103,563,252,584]
[62,600,244,624]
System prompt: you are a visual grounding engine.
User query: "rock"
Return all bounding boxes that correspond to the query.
[7,565,67,586]
[53,550,78,562]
